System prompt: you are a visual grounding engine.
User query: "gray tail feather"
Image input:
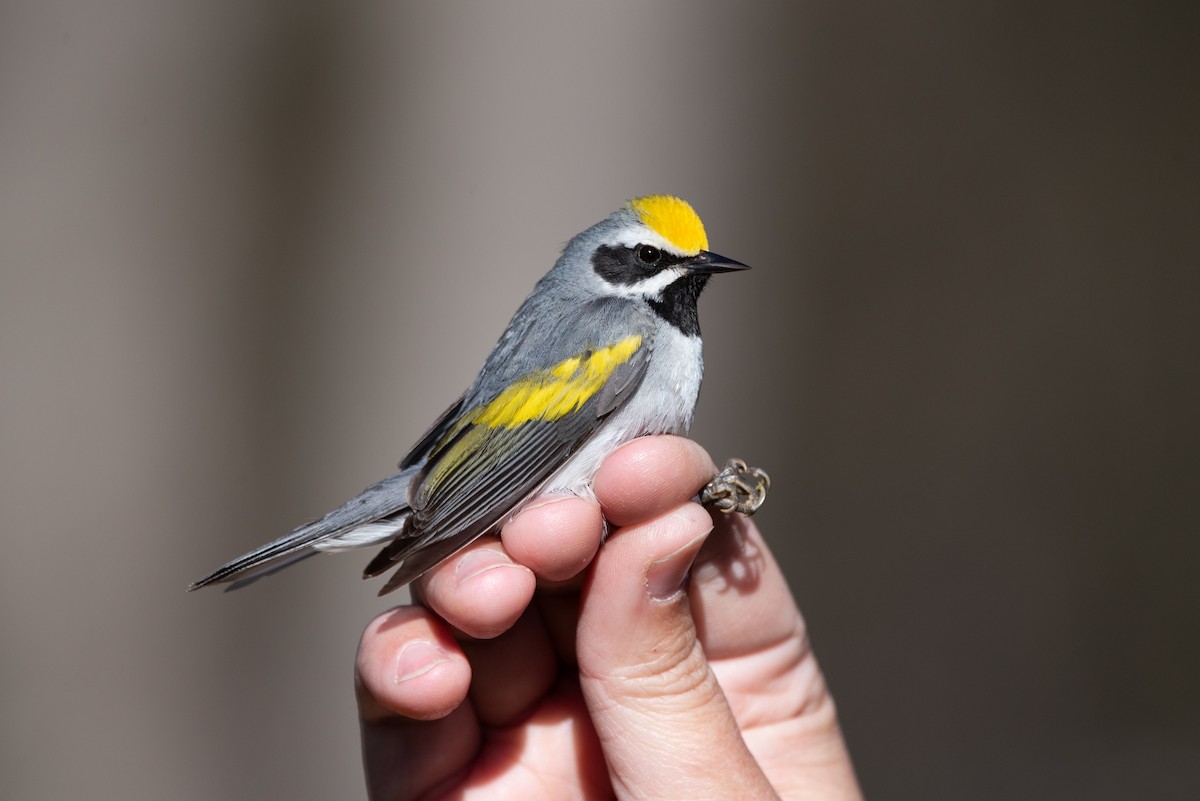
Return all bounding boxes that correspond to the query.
[189,467,419,591]
[223,551,320,592]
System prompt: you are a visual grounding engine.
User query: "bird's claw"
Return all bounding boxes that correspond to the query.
[700,458,771,516]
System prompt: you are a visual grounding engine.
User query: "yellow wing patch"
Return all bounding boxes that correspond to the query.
[629,195,709,256]
[474,335,643,429]
[419,335,645,498]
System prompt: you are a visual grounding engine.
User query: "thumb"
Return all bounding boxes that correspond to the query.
[577,502,779,800]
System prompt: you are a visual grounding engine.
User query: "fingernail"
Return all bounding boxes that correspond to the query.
[522,495,574,512]
[646,529,711,601]
[394,640,450,684]
[454,548,517,586]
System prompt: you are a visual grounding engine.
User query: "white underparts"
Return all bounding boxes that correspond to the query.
[315,516,408,552]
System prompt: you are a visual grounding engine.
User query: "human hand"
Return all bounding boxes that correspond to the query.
[355,435,862,799]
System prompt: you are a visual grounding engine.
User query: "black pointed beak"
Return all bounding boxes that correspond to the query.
[686,250,751,275]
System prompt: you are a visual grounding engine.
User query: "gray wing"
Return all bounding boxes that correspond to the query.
[365,297,654,593]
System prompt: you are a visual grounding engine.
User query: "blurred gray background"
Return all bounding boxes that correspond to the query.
[1,1,1196,799]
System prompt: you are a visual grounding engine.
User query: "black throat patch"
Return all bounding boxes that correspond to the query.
[648,273,708,337]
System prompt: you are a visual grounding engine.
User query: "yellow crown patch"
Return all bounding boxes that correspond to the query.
[628,195,709,256]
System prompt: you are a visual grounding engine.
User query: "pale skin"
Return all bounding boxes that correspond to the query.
[356,435,864,800]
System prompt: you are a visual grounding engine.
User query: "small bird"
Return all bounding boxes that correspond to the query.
[191,195,753,596]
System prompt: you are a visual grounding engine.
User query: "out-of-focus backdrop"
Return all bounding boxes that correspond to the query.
[2,2,1196,799]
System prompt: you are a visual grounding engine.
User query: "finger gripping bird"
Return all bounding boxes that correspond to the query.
[190,195,751,596]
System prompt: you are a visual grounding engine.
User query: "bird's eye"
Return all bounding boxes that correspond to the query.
[636,245,662,266]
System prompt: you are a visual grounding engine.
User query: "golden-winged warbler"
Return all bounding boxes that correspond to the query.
[191,195,763,596]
